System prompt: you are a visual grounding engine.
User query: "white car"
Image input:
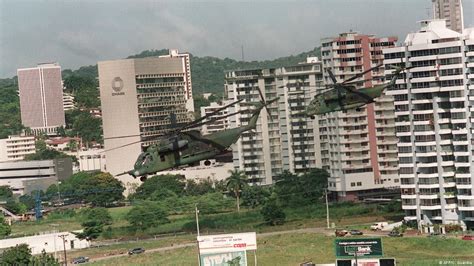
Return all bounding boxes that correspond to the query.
[370,222,388,230]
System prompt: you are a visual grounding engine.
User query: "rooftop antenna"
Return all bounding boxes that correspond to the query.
[241,45,245,61]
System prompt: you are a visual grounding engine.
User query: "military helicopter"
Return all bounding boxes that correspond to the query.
[112,93,278,182]
[304,63,411,116]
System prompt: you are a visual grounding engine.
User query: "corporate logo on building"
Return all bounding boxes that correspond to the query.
[111,77,125,96]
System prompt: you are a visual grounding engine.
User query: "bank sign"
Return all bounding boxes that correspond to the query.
[335,238,383,258]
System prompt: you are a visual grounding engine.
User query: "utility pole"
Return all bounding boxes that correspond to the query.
[195,204,200,236]
[195,204,201,266]
[58,234,68,266]
[325,188,330,229]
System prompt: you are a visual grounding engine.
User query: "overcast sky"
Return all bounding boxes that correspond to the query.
[0,0,473,78]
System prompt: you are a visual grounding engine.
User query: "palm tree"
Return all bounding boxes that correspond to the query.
[226,169,248,213]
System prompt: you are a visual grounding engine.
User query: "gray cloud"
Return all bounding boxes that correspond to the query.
[0,0,473,77]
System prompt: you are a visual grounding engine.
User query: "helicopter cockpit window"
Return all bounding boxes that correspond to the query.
[160,154,166,162]
[142,154,152,166]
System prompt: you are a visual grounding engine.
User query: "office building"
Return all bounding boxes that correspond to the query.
[432,0,464,33]
[319,32,400,201]
[98,49,193,188]
[17,63,65,135]
[384,20,474,230]
[0,135,35,162]
[225,58,323,184]
[0,158,72,195]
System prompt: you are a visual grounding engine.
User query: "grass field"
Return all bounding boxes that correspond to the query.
[87,233,474,266]
[10,203,399,240]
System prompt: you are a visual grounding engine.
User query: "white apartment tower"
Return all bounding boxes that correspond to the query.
[225,59,323,184]
[200,100,233,135]
[320,32,400,201]
[17,63,66,135]
[384,20,474,230]
[98,50,194,188]
[432,0,464,33]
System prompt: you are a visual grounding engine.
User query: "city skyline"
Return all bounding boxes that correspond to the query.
[1,0,473,78]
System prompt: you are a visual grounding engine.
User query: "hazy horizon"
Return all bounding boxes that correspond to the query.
[1,0,473,78]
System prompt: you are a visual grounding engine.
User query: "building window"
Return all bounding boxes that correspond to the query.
[357,182,362,186]
[351,182,356,187]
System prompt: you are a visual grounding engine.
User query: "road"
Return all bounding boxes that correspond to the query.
[88,227,390,263]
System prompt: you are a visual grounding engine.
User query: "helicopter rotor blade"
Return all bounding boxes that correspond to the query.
[170,99,243,134]
[100,140,142,153]
[327,69,338,84]
[103,134,141,140]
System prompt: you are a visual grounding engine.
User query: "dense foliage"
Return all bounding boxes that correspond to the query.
[126,201,169,230]
[0,215,11,237]
[0,244,59,265]
[274,169,329,207]
[45,171,125,206]
[75,207,112,240]
[261,195,286,226]
[0,78,23,138]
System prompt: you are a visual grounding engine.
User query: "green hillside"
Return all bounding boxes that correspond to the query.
[0,47,321,137]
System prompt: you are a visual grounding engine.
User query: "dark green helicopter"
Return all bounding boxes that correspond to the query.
[303,63,412,116]
[114,95,278,182]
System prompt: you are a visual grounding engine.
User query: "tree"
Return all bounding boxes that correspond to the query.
[225,170,248,212]
[131,174,186,200]
[126,201,169,230]
[185,178,215,196]
[82,172,125,207]
[31,249,60,265]
[75,208,112,241]
[241,185,270,209]
[274,169,329,207]
[0,185,13,200]
[0,244,32,265]
[19,194,35,211]
[0,215,11,237]
[70,112,103,147]
[260,195,286,226]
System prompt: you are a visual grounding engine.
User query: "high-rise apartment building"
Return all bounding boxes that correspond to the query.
[0,135,36,162]
[384,20,473,230]
[17,63,65,135]
[98,50,193,188]
[200,100,233,135]
[432,0,464,33]
[159,49,194,111]
[225,58,323,184]
[320,32,400,201]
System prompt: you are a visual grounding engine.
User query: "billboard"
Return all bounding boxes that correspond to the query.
[200,251,247,266]
[198,232,257,254]
[335,238,383,258]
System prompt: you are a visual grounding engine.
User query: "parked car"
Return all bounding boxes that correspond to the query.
[335,229,348,237]
[370,222,388,231]
[128,247,145,255]
[72,256,89,264]
[462,235,474,240]
[350,230,363,236]
[388,231,403,237]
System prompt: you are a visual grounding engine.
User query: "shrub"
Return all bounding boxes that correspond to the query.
[261,198,286,226]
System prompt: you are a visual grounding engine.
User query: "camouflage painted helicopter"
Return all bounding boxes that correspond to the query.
[113,94,278,181]
[304,63,411,116]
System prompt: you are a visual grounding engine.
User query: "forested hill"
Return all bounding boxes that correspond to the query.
[0,47,320,138]
[129,47,321,95]
[57,46,321,95]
